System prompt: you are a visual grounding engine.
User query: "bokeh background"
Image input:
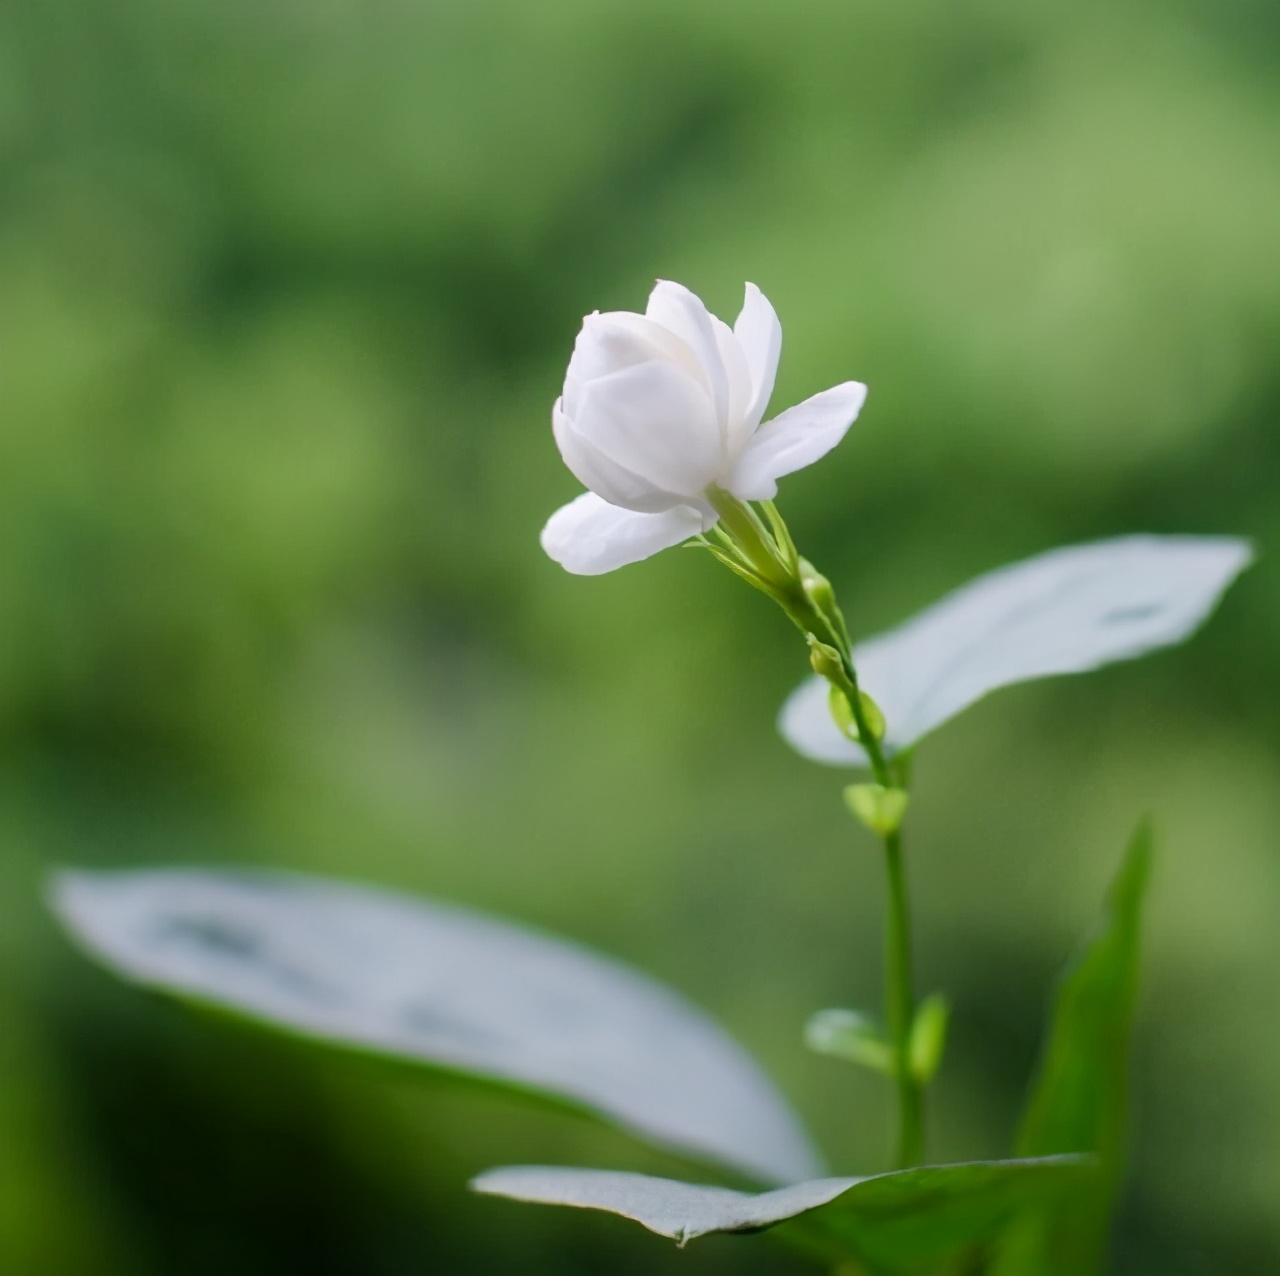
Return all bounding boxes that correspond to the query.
[2,2,1278,1273]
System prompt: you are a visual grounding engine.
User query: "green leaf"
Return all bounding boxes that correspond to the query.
[993,820,1153,1276]
[781,536,1252,766]
[48,867,821,1186]
[804,1008,893,1074]
[844,783,909,836]
[473,1157,1091,1272]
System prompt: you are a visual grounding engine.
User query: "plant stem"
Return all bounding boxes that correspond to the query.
[840,652,923,1168]
[704,494,926,1167]
[835,654,892,788]
[882,826,923,1168]
[823,614,925,1169]
[783,549,923,1167]
[789,567,924,1167]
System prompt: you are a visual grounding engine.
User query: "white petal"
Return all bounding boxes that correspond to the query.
[552,399,680,514]
[727,381,867,501]
[646,281,730,431]
[712,316,754,454]
[541,493,709,575]
[573,361,722,500]
[565,312,704,416]
[733,283,782,429]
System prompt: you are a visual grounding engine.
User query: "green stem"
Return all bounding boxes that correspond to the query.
[703,493,925,1166]
[819,611,924,1169]
[786,570,922,1167]
[835,655,892,789]
[883,826,923,1168]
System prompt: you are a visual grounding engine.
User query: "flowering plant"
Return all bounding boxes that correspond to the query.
[51,280,1251,1275]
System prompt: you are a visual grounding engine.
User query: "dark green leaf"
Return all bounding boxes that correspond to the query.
[49,867,821,1186]
[993,821,1153,1275]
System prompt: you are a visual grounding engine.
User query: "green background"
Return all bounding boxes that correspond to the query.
[2,2,1277,1272]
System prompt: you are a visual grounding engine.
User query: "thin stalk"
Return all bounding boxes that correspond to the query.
[809,595,923,1168]
[786,563,922,1166]
[835,653,892,789]
[835,637,923,1167]
[705,493,925,1166]
[882,827,923,1168]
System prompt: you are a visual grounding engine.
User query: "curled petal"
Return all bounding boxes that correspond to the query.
[553,400,683,514]
[541,493,710,575]
[733,283,782,429]
[727,381,868,502]
[573,361,723,501]
[646,281,730,429]
[565,312,704,416]
[712,316,754,454]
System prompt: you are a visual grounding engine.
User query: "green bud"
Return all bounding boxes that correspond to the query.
[829,687,887,746]
[804,1008,893,1074]
[844,783,910,835]
[799,558,837,614]
[828,685,857,738]
[856,690,886,743]
[798,557,852,649]
[807,635,845,681]
[908,992,950,1085]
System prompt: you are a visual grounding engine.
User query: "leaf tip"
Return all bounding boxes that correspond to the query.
[1112,817,1155,912]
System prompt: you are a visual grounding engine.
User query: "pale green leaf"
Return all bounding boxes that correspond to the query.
[474,1157,1090,1272]
[49,867,821,1186]
[781,536,1252,765]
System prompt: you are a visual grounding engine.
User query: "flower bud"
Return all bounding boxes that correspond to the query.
[855,690,886,743]
[844,783,909,835]
[829,685,857,738]
[908,992,950,1085]
[807,635,845,681]
[828,686,886,744]
[799,558,838,615]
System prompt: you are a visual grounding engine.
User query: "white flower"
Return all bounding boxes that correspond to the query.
[541,280,867,574]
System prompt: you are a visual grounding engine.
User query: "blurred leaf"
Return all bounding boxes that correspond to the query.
[992,821,1153,1276]
[780,536,1253,766]
[473,1156,1090,1271]
[843,783,910,836]
[804,1008,893,1074]
[48,867,822,1186]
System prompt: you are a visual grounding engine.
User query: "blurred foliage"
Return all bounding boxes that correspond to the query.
[997,822,1151,1276]
[1,1,1277,1273]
